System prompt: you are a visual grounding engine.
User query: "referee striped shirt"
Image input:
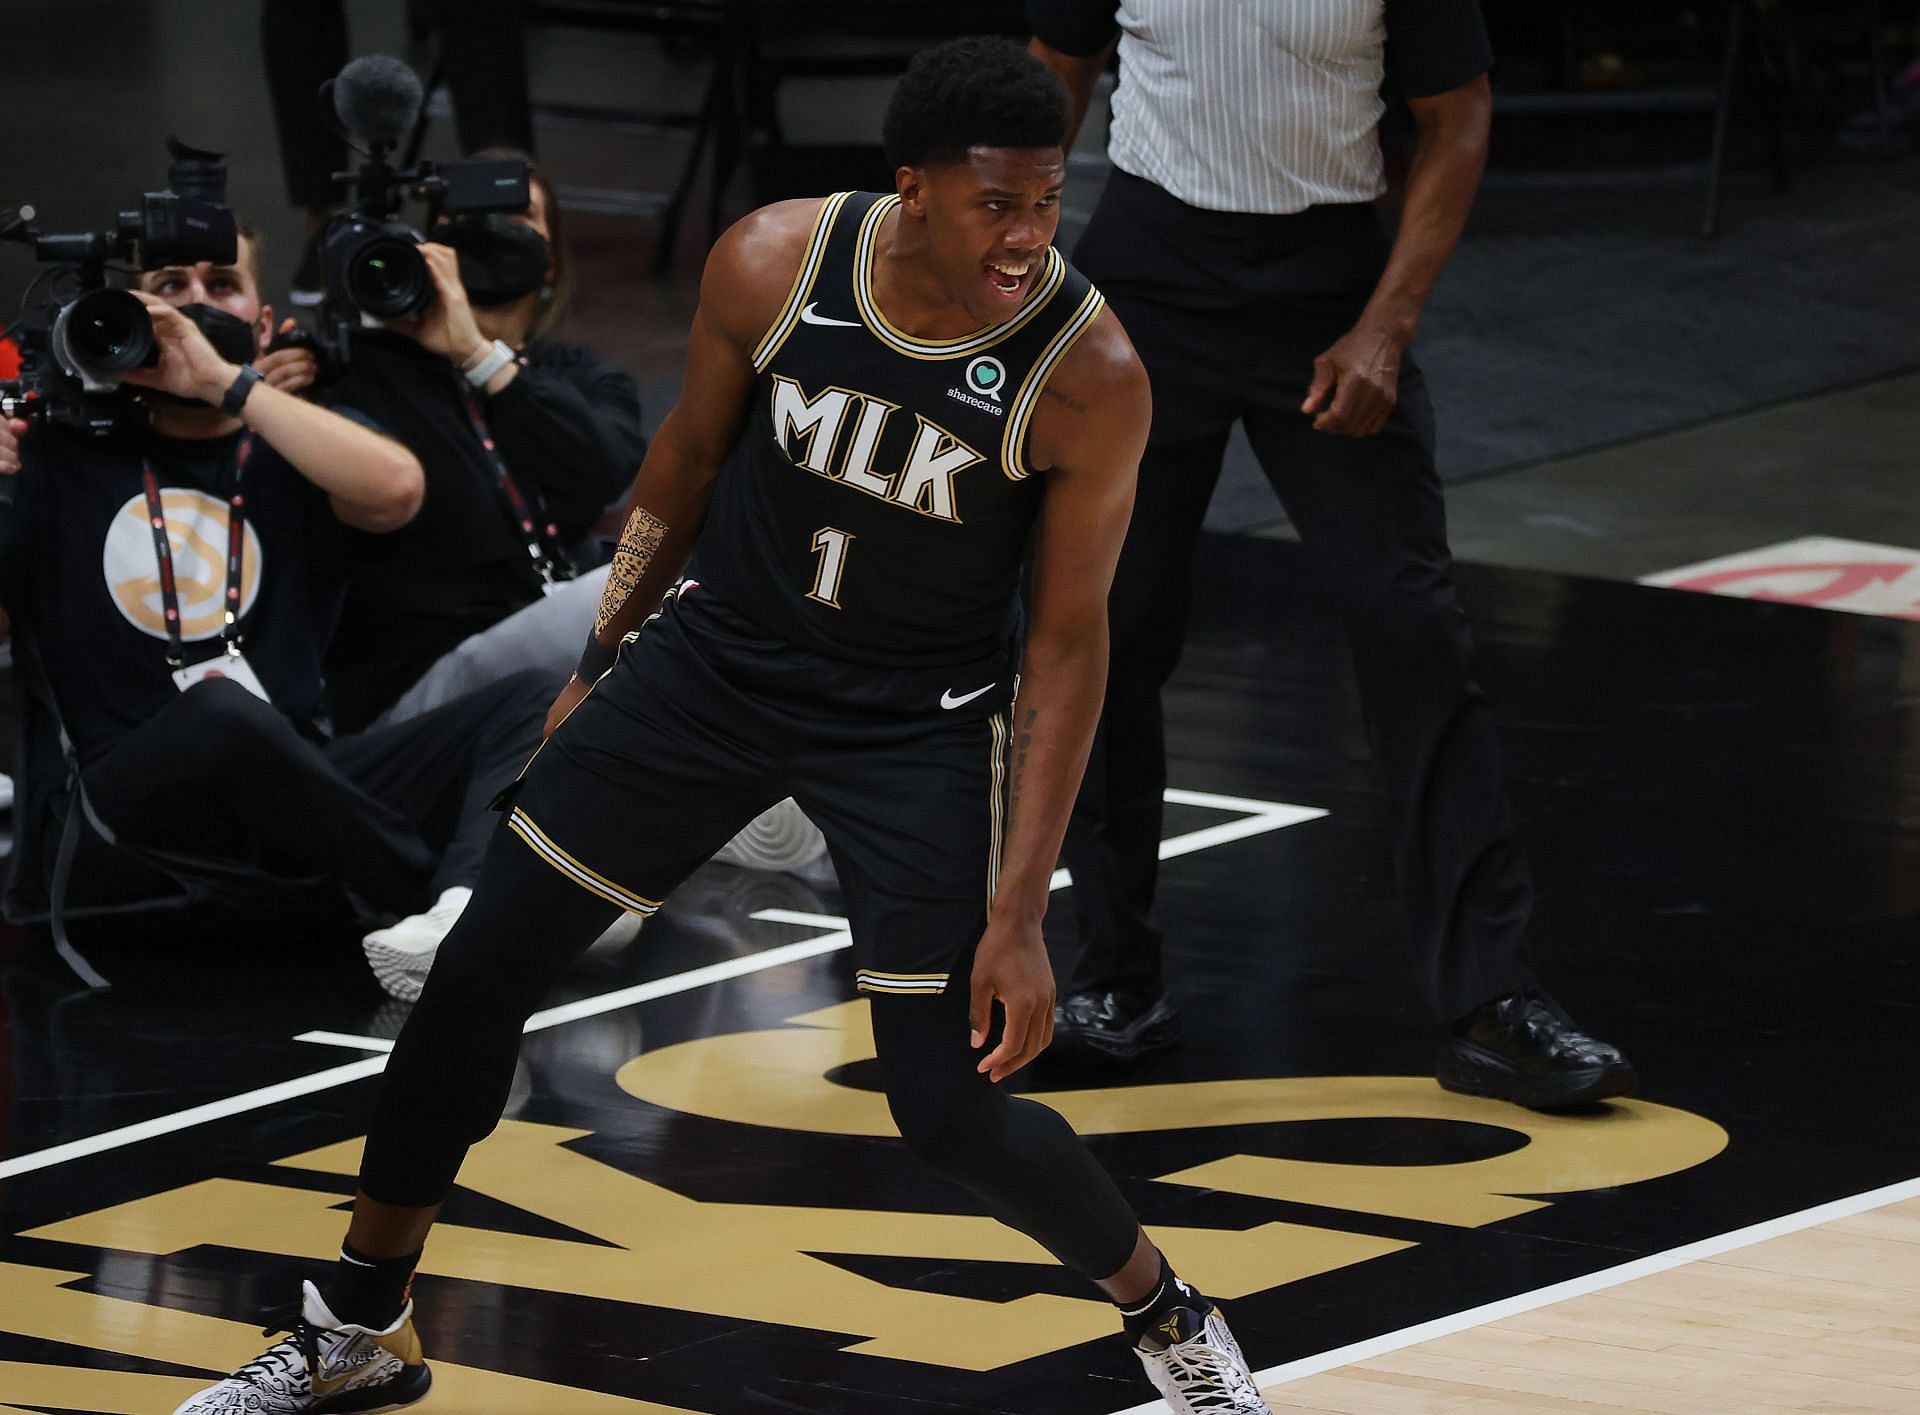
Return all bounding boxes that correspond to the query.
[1030,0,1493,216]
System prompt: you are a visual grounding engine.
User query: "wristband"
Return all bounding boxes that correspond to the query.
[577,634,617,683]
[220,365,264,416]
[462,338,517,389]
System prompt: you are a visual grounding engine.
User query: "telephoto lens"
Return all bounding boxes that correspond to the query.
[51,288,159,389]
[322,215,432,320]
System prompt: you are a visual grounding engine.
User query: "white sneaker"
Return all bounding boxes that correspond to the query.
[1135,1302,1272,1414]
[362,885,471,1003]
[712,798,830,875]
[171,1279,430,1413]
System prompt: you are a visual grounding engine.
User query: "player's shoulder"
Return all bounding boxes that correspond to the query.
[1044,290,1149,411]
[701,197,842,346]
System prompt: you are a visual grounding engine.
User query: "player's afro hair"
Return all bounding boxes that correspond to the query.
[881,37,1071,171]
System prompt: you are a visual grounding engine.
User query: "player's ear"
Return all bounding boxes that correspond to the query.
[895,166,929,219]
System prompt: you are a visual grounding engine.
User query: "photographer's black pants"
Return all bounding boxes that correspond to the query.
[1063,171,1536,1024]
[84,671,550,918]
[262,0,535,212]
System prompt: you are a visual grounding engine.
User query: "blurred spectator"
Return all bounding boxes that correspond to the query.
[319,157,830,893]
[0,229,551,970]
[322,157,643,731]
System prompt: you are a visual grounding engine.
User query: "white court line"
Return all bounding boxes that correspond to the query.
[6,789,1323,1176]
[1107,1173,1920,1415]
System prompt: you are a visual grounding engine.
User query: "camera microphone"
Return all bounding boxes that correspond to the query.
[330,55,424,155]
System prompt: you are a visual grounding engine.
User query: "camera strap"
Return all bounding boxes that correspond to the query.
[459,384,575,594]
[139,432,254,669]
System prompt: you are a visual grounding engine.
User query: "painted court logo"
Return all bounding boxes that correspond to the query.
[948,356,1006,416]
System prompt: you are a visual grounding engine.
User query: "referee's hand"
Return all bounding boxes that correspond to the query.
[970,919,1056,1083]
[1302,316,1407,439]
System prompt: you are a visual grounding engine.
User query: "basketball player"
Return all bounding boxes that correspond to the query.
[177,40,1273,1415]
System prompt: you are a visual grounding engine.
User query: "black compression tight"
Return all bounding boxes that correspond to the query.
[359,825,1143,1281]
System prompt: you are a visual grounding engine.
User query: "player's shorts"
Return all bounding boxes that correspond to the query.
[503,586,1017,997]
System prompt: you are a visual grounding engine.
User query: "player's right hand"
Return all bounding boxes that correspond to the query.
[544,674,593,739]
[0,417,26,475]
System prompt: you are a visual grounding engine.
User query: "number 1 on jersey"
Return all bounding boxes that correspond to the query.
[807,526,854,608]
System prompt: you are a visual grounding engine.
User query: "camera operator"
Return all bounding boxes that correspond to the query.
[320,158,648,733]
[0,227,554,968]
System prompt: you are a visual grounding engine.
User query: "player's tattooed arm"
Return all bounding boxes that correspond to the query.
[1003,708,1039,842]
[593,506,669,641]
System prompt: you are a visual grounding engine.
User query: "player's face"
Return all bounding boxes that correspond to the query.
[908,148,1067,327]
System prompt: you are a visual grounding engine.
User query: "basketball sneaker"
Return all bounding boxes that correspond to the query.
[362,886,471,1003]
[1134,1302,1273,1414]
[171,1279,430,1413]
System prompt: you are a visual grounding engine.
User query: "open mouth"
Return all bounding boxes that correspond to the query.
[984,257,1033,301]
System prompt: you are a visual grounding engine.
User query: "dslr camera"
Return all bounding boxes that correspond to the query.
[0,140,237,437]
[317,56,532,327]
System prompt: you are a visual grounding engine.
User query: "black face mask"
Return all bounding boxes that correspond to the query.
[145,303,261,408]
[180,303,261,367]
[435,216,552,307]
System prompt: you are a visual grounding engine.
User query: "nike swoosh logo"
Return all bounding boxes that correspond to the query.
[800,302,862,328]
[940,683,997,710]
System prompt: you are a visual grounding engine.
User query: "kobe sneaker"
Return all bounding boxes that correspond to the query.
[171,1279,430,1413]
[1437,990,1637,1110]
[1134,1302,1272,1413]
[362,885,471,1003]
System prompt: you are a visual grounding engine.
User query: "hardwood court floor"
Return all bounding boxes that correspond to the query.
[2,535,1915,1412]
[1266,1196,1920,1413]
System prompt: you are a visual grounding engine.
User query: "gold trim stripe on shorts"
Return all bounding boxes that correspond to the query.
[856,969,950,995]
[507,808,661,916]
[853,194,1066,361]
[751,191,855,372]
[987,710,1008,912]
[1001,285,1107,481]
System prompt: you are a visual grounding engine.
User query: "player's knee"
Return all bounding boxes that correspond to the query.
[886,1081,996,1182]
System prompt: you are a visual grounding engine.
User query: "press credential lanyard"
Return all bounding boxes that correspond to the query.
[459,385,574,593]
[140,432,254,669]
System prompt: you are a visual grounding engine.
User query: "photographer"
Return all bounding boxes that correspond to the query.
[0,227,553,971]
[321,158,647,731]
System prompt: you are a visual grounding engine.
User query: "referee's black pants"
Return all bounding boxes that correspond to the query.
[1064,170,1534,1024]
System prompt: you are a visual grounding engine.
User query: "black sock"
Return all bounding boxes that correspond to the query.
[322,1240,422,1331]
[1116,1257,1207,1345]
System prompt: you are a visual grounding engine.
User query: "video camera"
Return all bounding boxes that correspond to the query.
[311,56,531,352]
[0,140,237,437]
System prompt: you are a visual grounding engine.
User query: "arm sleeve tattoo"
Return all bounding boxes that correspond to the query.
[594,506,669,640]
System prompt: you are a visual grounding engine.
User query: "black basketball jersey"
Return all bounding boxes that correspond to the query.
[691,191,1107,670]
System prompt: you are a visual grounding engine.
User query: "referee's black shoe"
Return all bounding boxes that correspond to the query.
[1437,992,1637,1110]
[1051,988,1181,1064]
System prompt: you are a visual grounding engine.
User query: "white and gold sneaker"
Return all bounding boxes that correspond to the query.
[171,1280,430,1413]
[1134,1301,1272,1414]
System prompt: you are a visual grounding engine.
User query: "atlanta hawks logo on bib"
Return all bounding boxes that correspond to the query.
[101,488,264,641]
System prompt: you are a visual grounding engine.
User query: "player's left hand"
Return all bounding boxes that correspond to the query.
[969,918,1055,1082]
[393,242,488,369]
[1301,316,1407,438]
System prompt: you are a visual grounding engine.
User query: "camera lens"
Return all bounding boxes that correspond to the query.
[324,222,430,321]
[51,289,158,389]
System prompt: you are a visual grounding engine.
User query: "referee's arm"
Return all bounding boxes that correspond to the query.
[1026,0,1119,150]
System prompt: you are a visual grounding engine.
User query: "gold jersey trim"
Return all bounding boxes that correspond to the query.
[852,195,1066,361]
[751,191,856,372]
[1000,286,1107,482]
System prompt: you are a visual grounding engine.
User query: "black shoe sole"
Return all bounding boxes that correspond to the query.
[1435,1041,1638,1111]
[1049,996,1182,1065]
[316,1362,431,1413]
